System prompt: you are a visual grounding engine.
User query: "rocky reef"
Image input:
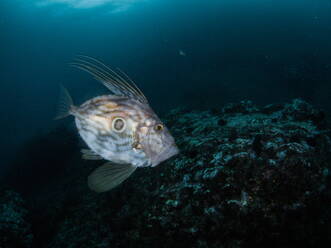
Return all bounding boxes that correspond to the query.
[1,99,331,247]
[0,190,33,248]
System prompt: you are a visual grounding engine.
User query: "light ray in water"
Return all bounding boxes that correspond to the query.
[36,0,144,9]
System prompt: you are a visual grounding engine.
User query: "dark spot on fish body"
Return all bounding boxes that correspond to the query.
[114,118,125,130]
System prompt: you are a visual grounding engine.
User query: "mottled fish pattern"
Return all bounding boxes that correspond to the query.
[56,56,179,192]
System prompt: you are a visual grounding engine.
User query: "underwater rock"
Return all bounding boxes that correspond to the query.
[0,190,33,248]
[32,99,331,247]
[46,193,113,248]
[118,99,330,247]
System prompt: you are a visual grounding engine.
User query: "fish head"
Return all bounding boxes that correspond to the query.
[136,113,179,167]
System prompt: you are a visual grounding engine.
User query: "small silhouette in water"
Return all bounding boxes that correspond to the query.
[56,56,179,192]
[178,49,186,56]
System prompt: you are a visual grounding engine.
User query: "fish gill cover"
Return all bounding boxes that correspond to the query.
[1,0,331,247]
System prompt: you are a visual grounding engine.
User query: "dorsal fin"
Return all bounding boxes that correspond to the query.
[70,55,148,103]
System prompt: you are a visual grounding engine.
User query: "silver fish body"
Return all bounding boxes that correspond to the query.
[57,56,179,192]
[73,95,177,167]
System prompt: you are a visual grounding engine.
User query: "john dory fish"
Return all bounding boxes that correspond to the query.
[56,56,179,192]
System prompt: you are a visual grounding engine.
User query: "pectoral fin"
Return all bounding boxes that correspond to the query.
[81,149,103,160]
[88,162,136,192]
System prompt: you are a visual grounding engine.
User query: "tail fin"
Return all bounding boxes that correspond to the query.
[54,84,74,120]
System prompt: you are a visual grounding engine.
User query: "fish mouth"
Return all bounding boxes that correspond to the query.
[151,144,179,167]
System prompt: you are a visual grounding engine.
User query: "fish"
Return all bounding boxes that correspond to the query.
[56,56,179,192]
[178,49,186,56]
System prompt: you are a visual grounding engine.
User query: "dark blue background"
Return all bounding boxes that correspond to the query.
[1,0,331,173]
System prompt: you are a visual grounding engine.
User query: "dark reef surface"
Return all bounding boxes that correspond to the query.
[1,99,331,248]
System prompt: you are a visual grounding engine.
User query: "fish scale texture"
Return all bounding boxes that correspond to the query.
[2,99,331,247]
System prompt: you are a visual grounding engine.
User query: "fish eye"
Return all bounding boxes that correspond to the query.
[112,117,126,133]
[154,124,164,132]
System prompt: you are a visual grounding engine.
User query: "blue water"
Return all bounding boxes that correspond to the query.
[1,0,331,177]
[2,1,331,247]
